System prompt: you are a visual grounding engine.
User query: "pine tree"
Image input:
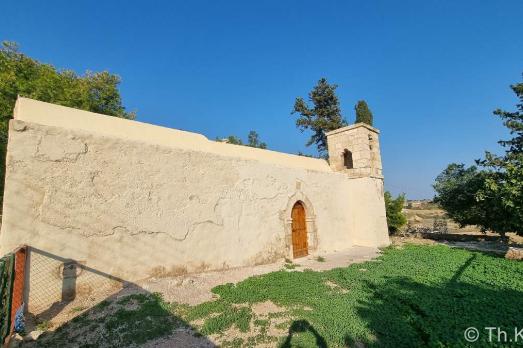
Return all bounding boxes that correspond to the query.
[476,75,523,235]
[354,100,373,126]
[292,78,347,157]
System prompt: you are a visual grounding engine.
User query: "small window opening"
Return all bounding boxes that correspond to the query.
[343,149,353,169]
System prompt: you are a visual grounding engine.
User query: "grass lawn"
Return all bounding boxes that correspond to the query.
[34,245,523,347]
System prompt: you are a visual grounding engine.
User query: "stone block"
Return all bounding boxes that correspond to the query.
[506,247,523,260]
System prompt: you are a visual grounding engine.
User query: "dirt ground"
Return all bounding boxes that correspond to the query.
[403,202,482,233]
[402,201,523,252]
[20,246,380,347]
[139,246,381,347]
[139,245,381,305]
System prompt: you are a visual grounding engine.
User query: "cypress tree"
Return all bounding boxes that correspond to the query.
[355,100,373,126]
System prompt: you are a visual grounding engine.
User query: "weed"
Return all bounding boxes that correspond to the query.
[284,263,297,270]
[222,337,244,348]
[35,293,185,348]
[70,306,86,313]
[199,306,252,335]
[254,319,269,327]
[36,320,52,331]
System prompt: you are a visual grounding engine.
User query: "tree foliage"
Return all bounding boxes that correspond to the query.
[476,76,523,235]
[0,42,134,121]
[216,130,267,149]
[434,74,523,236]
[433,164,493,230]
[384,191,407,234]
[354,100,373,126]
[219,135,243,145]
[292,78,347,157]
[0,41,134,201]
[247,130,267,149]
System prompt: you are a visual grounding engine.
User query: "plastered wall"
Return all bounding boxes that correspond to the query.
[0,98,389,286]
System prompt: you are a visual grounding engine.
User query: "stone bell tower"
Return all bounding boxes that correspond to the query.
[326,122,390,247]
[325,123,383,178]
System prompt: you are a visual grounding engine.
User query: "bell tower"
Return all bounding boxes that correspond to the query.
[326,123,383,178]
[326,122,389,248]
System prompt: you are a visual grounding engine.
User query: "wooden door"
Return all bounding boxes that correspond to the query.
[291,202,308,258]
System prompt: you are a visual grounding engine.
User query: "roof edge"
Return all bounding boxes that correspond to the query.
[325,123,380,136]
[13,97,332,173]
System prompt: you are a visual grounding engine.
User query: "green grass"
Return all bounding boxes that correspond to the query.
[33,245,523,347]
[315,256,326,262]
[186,244,523,347]
[35,293,186,347]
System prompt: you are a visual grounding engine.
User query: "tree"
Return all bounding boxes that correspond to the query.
[216,130,267,149]
[0,41,134,202]
[218,135,243,145]
[433,164,493,230]
[247,130,267,149]
[433,74,523,236]
[354,100,373,126]
[476,75,523,235]
[384,191,407,234]
[292,78,347,157]
[0,42,134,120]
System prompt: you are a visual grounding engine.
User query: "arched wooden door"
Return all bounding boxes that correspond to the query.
[291,201,308,258]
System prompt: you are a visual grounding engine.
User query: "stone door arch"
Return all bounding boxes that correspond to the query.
[282,191,318,258]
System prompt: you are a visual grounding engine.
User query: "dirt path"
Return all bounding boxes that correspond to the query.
[139,246,381,305]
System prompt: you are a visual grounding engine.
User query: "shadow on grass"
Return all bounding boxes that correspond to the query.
[281,320,327,348]
[22,247,214,347]
[347,253,523,347]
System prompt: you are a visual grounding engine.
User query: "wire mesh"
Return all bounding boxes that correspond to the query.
[26,248,123,321]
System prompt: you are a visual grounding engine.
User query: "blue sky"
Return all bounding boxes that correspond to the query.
[2,1,522,199]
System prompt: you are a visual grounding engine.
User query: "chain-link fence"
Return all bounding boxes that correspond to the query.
[2,244,126,344]
[26,247,124,323]
[0,244,140,346]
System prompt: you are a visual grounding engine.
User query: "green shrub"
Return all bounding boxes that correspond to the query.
[384,191,407,234]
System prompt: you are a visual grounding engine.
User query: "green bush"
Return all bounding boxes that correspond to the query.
[384,191,407,234]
